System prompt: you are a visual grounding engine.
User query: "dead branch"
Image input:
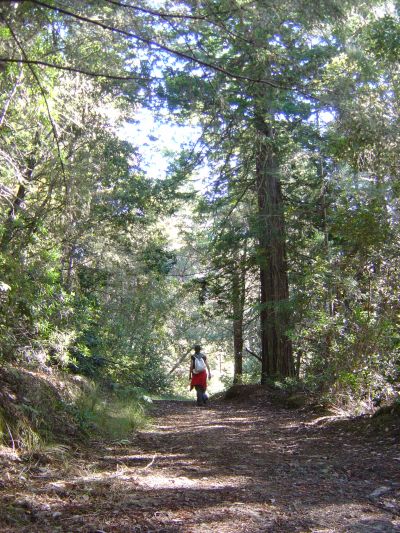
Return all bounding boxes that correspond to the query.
[245,347,262,362]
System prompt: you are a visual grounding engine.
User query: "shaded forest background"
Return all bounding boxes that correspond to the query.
[0,0,399,445]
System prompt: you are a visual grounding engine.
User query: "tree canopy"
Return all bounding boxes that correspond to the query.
[1,0,399,405]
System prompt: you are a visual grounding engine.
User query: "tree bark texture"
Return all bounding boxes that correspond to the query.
[232,270,243,383]
[1,173,30,253]
[0,132,39,253]
[255,113,294,380]
[233,315,243,383]
[232,243,247,384]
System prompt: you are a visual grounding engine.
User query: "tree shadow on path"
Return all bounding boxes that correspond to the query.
[1,398,399,532]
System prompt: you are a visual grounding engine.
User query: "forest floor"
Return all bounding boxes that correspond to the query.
[1,391,399,533]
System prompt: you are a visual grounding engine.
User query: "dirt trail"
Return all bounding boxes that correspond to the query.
[1,397,399,532]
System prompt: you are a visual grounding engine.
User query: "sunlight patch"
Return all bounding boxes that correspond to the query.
[136,473,245,491]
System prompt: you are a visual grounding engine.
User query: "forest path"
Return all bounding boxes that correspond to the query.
[1,397,400,532]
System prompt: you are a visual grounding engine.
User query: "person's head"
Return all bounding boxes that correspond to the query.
[194,344,201,354]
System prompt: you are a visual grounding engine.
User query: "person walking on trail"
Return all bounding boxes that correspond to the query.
[189,345,211,406]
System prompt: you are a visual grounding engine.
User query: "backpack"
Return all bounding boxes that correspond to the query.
[193,355,206,374]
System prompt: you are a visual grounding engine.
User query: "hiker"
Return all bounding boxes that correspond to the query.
[189,345,211,406]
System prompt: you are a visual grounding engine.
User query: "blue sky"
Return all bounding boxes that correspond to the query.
[119,107,201,181]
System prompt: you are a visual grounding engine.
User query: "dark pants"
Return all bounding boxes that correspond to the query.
[195,385,207,406]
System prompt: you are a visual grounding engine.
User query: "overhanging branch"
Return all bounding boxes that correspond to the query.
[245,347,262,362]
[3,0,286,89]
[1,14,66,182]
[0,57,154,81]
[168,348,192,374]
[103,0,207,20]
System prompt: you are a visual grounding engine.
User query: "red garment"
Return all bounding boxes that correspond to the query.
[190,370,207,390]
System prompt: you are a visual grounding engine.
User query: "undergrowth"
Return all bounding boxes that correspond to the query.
[72,384,150,439]
[0,367,151,453]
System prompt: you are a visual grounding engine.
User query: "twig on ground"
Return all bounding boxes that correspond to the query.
[143,454,157,469]
[6,423,16,452]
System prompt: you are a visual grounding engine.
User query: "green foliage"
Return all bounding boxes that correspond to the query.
[1,0,399,415]
[365,15,400,62]
[0,367,151,450]
[72,384,149,439]
[0,2,186,392]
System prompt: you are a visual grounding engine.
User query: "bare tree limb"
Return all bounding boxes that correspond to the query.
[168,347,192,374]
[245,347,262,362]
[0,57,154,81]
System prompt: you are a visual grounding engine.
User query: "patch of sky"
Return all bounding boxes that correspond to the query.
[118,107,209,190]
[307,108,336,131]
[306,35,327,47]
[148,0,190,12]
[269,34,283,46]
[188,67,206,77]
[124,49,149,70]
[372,2,397,17]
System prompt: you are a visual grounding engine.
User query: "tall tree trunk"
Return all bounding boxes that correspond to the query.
[1,169,32,253]
[232,244,247,384]
[255,113,294,381]
[0,67,23,129]
[232,306,243,384]
[62,243,76,291]
[0,132,39,253]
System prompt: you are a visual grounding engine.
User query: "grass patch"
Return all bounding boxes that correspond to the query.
[73,384,150,439]
[0,367,152,451]
[151,392,191,401]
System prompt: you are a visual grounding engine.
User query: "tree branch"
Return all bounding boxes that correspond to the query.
[1,15,66,181]
[245,347,262,362]
[211,176,257,245]
[103,0,207,20]
[102,0,257,26]
[0,63,23,128]
[5,0,285,89]
[0,57,154,81]
[168,347,192,374]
